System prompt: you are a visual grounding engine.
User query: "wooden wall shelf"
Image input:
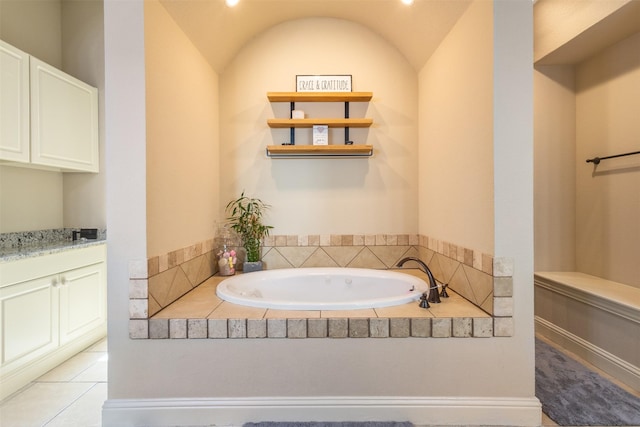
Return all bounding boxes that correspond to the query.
[266,90,373,153]
[266,144,373,158]
[267,118,373,128]
[267,92,373,102]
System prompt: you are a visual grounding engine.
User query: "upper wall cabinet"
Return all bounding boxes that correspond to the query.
[0,40,30,163]
[0,40,99,173]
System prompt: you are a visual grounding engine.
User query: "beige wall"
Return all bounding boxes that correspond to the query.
[106,4,537,424]
[418,0,494,255]
[0,0,63,233]
[218,17,418,236]
[534,65,576,271]
[575,32,640,287]
[144,0,220,257]
[61,0,106,230]
[0,166,63,232]
[0,0,105,233]
[0,0,62,68]
[534,0,637,64]
[534,31,640,288]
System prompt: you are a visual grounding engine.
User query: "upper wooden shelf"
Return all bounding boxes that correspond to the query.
[267,118,373,128]
[267,92,373,102]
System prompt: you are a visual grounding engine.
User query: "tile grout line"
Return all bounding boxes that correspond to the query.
[42,382,101,427]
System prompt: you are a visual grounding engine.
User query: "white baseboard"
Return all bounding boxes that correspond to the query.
[102,395,542,427]
[535,316,640,391]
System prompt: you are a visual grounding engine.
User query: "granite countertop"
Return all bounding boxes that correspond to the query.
[0,238,107,263]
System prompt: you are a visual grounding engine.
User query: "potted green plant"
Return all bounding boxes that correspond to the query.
[225,191,273,272]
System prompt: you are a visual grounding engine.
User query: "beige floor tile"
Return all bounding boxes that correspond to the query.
[265,309,321,319]
[321,308,376,318]
[0,382,94,426]
[178,284,219,302]
[374,301,434,318]
[44,383,106,427]
[426,298,490,317]
[207,301,267,319]
[153,297,221,319]
[152,278,222,318]
[542,412,558,426]
[72,356,108,383]
[85,338,108,352]
[37,351,106,382]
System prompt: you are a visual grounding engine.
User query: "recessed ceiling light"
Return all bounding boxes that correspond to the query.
[225,0,239,7]
[401,0,414,5]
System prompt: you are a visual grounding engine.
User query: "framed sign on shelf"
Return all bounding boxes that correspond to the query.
[296,75,352,92]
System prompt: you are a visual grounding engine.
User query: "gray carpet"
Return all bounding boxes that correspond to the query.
[243,421,413,427]
[536,338,640,426]
[244,423,412,427]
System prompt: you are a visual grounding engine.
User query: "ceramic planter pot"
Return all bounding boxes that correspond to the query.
[243,261,263,273]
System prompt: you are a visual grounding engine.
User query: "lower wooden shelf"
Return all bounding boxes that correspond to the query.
[266,144,373,158]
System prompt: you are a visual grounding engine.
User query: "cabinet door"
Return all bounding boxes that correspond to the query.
[30,57,99,172]
[0,275,58,370]
[58,262,106,345]
[0,40,30,163]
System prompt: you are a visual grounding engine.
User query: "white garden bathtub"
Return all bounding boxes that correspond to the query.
[215,267,428,310]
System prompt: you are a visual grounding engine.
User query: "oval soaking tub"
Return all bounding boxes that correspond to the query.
[216,267,428,310]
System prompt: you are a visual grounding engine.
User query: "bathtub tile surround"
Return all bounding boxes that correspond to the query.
[208,319,228,338]
[148,285,494,340]
[369,318,390,337]
[308,318,328,337]
[267,319,287,338]
[129,319,148,339]
[411,318,431,337]
[145,238,217,316]
[389,318,411,337]
[328,318,349,338]
[131,233,515,339]
[473,317,494,337]
[247,319,267,338]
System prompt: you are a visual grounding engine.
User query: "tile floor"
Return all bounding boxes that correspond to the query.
[0,338,107,427]
[1,335,637,426]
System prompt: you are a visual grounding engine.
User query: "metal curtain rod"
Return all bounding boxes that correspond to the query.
[586,150,640,165]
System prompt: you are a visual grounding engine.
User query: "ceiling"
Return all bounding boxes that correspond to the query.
[159,0,473,73]
[534,0,640,65]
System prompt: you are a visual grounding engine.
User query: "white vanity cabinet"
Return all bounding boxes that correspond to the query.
[0,275,59,377]
[0,244,106,400]
[0,39,99,172]
[57,262,106,345]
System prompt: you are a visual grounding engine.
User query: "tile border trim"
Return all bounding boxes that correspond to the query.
[129,234,514,339]
[141,317,502,339]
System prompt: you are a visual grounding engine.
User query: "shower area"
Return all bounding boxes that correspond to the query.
[533,0,640,392]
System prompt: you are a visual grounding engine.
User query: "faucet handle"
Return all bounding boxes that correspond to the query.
[440,284,450,298]
[419,292,430,308]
